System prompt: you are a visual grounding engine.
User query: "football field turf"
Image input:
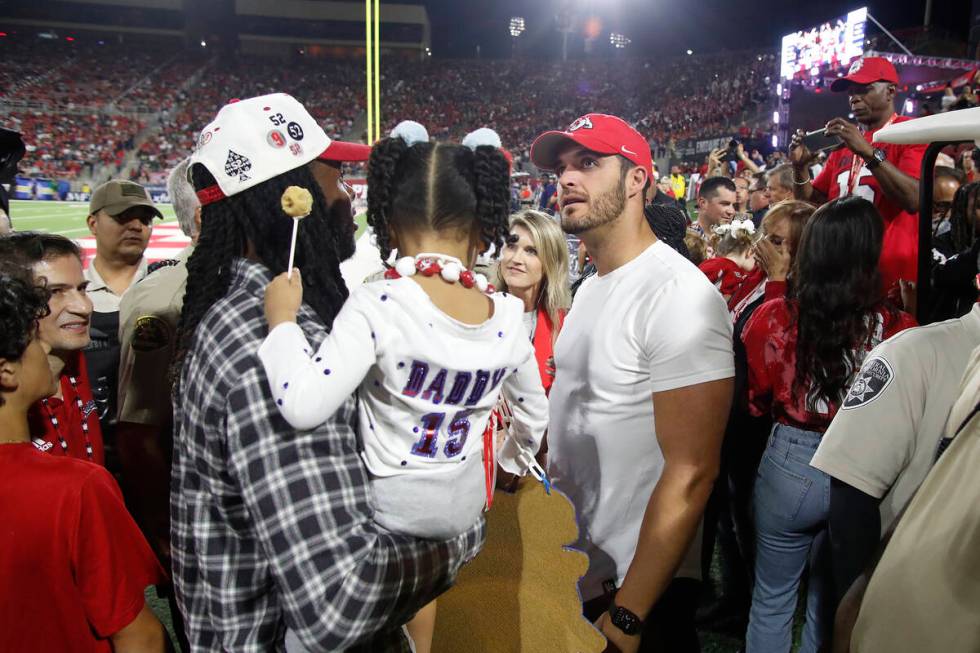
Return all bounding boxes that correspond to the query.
[9,199,370,266]
[9,199,368,239]
[9,199,177,237]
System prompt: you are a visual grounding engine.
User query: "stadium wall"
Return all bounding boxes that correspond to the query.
[59,0,182,8]
[235,0,429,52]
[0,0,185,36]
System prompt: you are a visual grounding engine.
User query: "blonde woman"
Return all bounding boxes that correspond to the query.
[495,210,571,395]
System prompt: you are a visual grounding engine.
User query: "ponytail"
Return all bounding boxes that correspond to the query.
[471,145,511,257]
[366,136,410,261]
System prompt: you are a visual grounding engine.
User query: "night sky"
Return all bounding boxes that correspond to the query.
[416,0,969,59]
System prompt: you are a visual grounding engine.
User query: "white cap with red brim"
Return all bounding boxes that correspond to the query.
[874,106,980,148]
[191,93,371,206]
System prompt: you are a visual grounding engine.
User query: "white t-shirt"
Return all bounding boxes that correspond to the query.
[811,303,980,533]
[258,277,548,539]
[547,240,735,600]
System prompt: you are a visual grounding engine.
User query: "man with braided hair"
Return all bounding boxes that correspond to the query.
[171,95,485,653]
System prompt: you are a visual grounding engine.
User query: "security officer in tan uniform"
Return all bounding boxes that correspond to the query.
[115,160,197,652]
[83,179,163,470]
[116,159,198,561]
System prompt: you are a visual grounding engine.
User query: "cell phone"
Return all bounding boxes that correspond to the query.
[802,128,843,154]
[725,139,740,162]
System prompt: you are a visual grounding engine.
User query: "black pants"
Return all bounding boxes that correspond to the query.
[583,578,701,653]
[701,410,770,609]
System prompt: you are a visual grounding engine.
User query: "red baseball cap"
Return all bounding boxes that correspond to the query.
[530,113,652,176]
[318,140,371,163]
[830,57,900,92]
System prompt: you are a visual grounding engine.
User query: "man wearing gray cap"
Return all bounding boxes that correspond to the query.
[83,179,163,470]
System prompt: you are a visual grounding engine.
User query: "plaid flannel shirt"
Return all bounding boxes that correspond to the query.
[171,259,486,652]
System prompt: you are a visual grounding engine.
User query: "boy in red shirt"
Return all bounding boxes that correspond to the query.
[0,264,166,653]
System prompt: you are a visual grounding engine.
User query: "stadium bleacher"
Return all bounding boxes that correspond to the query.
[1,35,776,184]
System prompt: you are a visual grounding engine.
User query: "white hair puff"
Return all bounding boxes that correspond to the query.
[390,120,429,146]
[462,127,502,151]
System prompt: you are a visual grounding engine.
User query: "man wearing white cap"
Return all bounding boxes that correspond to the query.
[170,94,485,652]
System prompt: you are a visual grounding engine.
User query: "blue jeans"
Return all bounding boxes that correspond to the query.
[746,424,832,653]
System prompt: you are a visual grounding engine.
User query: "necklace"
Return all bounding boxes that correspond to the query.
[41,375,94,461]
[384,252,496,294]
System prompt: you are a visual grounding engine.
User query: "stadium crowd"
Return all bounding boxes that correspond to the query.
[7,110,143,180]
[2,36,774,183]
[3,44,980,653]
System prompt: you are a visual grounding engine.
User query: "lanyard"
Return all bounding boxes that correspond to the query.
[846,113,896,197]
[41,375,94,461]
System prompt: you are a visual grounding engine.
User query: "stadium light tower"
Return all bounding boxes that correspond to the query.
[610,32,630,49]
[509,17,525,38]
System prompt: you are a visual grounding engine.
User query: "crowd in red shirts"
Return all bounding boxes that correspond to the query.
[7,110,144,180]
[2,36,775,183]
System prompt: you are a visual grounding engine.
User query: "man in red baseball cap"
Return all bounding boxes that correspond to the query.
[791,56,925,295]
[530,113,653,237]
[531,113,653,178]
[531,114,735,653]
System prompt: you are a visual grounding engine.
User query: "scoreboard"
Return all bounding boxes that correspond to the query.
[780,7,868,81]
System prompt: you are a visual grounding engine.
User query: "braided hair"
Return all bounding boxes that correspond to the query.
[644,204,691,260]
[366,137,511,263]
[174,163,352,377]
[948,180,980,253]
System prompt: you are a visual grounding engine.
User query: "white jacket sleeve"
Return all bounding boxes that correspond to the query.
[496,349,549,475]
[258,300,376,431]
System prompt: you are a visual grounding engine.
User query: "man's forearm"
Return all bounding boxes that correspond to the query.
[828,479,881,606]
[792,166,824,204]
[870,162,919,213]
[612,461,717,620]
[739,155,761,173]
[110,604,167,653]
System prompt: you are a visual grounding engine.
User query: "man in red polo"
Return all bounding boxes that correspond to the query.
[791,57,926,294]
[0,233,104,464]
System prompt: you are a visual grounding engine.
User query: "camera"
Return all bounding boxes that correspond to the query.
[725,139,740,162]
[801,128,843,154]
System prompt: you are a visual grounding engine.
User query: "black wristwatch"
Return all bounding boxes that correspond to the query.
[608,601,644,636]
[864,147,886,170]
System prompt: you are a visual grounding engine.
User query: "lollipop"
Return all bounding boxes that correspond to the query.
[281,186,313,278]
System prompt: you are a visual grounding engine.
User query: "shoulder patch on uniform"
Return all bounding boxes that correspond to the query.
[147,259,180,275]
[132,315,172,352]
[842,357,893,410]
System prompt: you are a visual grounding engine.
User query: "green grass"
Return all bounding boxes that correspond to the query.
[9,199,178,236]
[9,199,370,239]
